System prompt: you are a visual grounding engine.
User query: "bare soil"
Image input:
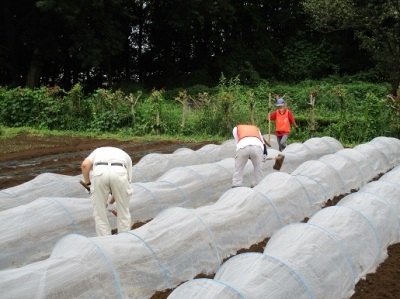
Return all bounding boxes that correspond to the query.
[1,133,399,298]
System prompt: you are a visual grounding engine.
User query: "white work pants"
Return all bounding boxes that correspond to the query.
[91,165,133,236]
[232,145,263,187]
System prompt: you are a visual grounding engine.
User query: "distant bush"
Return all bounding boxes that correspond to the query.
[0,78,398,144]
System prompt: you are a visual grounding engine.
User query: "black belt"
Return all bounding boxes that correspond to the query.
[95,162,125,167]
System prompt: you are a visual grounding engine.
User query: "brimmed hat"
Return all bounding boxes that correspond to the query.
[276,98,285,106]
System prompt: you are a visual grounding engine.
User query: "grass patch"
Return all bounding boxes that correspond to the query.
[0,126,225,144]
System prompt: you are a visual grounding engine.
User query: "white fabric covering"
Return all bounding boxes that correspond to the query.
[1,136,400,298]
[0,137,340,270]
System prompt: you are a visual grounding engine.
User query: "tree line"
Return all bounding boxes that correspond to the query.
[0,0,399,96]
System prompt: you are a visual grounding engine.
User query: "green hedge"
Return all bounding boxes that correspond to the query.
[0,79,398,145]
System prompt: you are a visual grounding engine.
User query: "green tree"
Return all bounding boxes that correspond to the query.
[302,0,400,96]
[36,0,132,88]
[0,0,59,88]
[282,32,336,81]
[0,0,382,91]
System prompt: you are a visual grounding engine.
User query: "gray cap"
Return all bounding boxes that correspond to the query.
[276,98,285,106]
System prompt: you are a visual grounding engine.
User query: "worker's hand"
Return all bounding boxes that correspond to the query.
[262,154,268,163]
[106,203,116,212]
[79,180,91,193]
[106,204,118,217]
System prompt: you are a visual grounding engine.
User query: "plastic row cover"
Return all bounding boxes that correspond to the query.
[0,137,398,298]
[170,139,400,299]
[0,137,239,211]
[130,138,237,182]
[0,134,338,211]
[131,136,342,223]
[0,137,340,270]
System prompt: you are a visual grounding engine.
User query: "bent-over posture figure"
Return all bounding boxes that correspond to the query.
[82,147,133,236]
[232,124,267,188]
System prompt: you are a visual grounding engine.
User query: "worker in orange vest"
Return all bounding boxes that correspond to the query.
[269,98,297,151]
[232,124,268,188]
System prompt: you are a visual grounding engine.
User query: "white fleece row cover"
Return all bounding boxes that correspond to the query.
[0,136,340,270]
[170,140,400,299]
[0,136,398,298]
[0,137,239,211]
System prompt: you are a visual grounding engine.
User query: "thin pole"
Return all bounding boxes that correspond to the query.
[268,93,271,144]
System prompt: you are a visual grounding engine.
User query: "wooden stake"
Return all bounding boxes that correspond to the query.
[309,92,316,138]
[268,93,271,145]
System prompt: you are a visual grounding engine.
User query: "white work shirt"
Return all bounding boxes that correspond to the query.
[232,126,264,151]
[87,147,133,182]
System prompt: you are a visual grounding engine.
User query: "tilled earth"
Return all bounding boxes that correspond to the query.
[0,133,399,298]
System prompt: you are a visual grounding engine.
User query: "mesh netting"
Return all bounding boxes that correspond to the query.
[169,138,400,299]
[1,136,399,298]
[0,138,238,211]
[0,136,341,270]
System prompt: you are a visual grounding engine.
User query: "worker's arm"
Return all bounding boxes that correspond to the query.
[81,158,93,185]
[232,126,239,143]
[257,129,265,144]
[269,110,277,121]
[288,111,298,127]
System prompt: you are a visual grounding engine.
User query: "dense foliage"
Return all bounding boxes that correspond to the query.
[0,0,381,92]
[0,79,398,145]
[1,1,399,146]
[302,0,400,96]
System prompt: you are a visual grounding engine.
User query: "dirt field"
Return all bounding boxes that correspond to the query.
[0,133,399,298]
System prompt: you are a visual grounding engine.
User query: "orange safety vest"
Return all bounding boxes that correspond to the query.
[237,125,262,142]
[275,110,291,133]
